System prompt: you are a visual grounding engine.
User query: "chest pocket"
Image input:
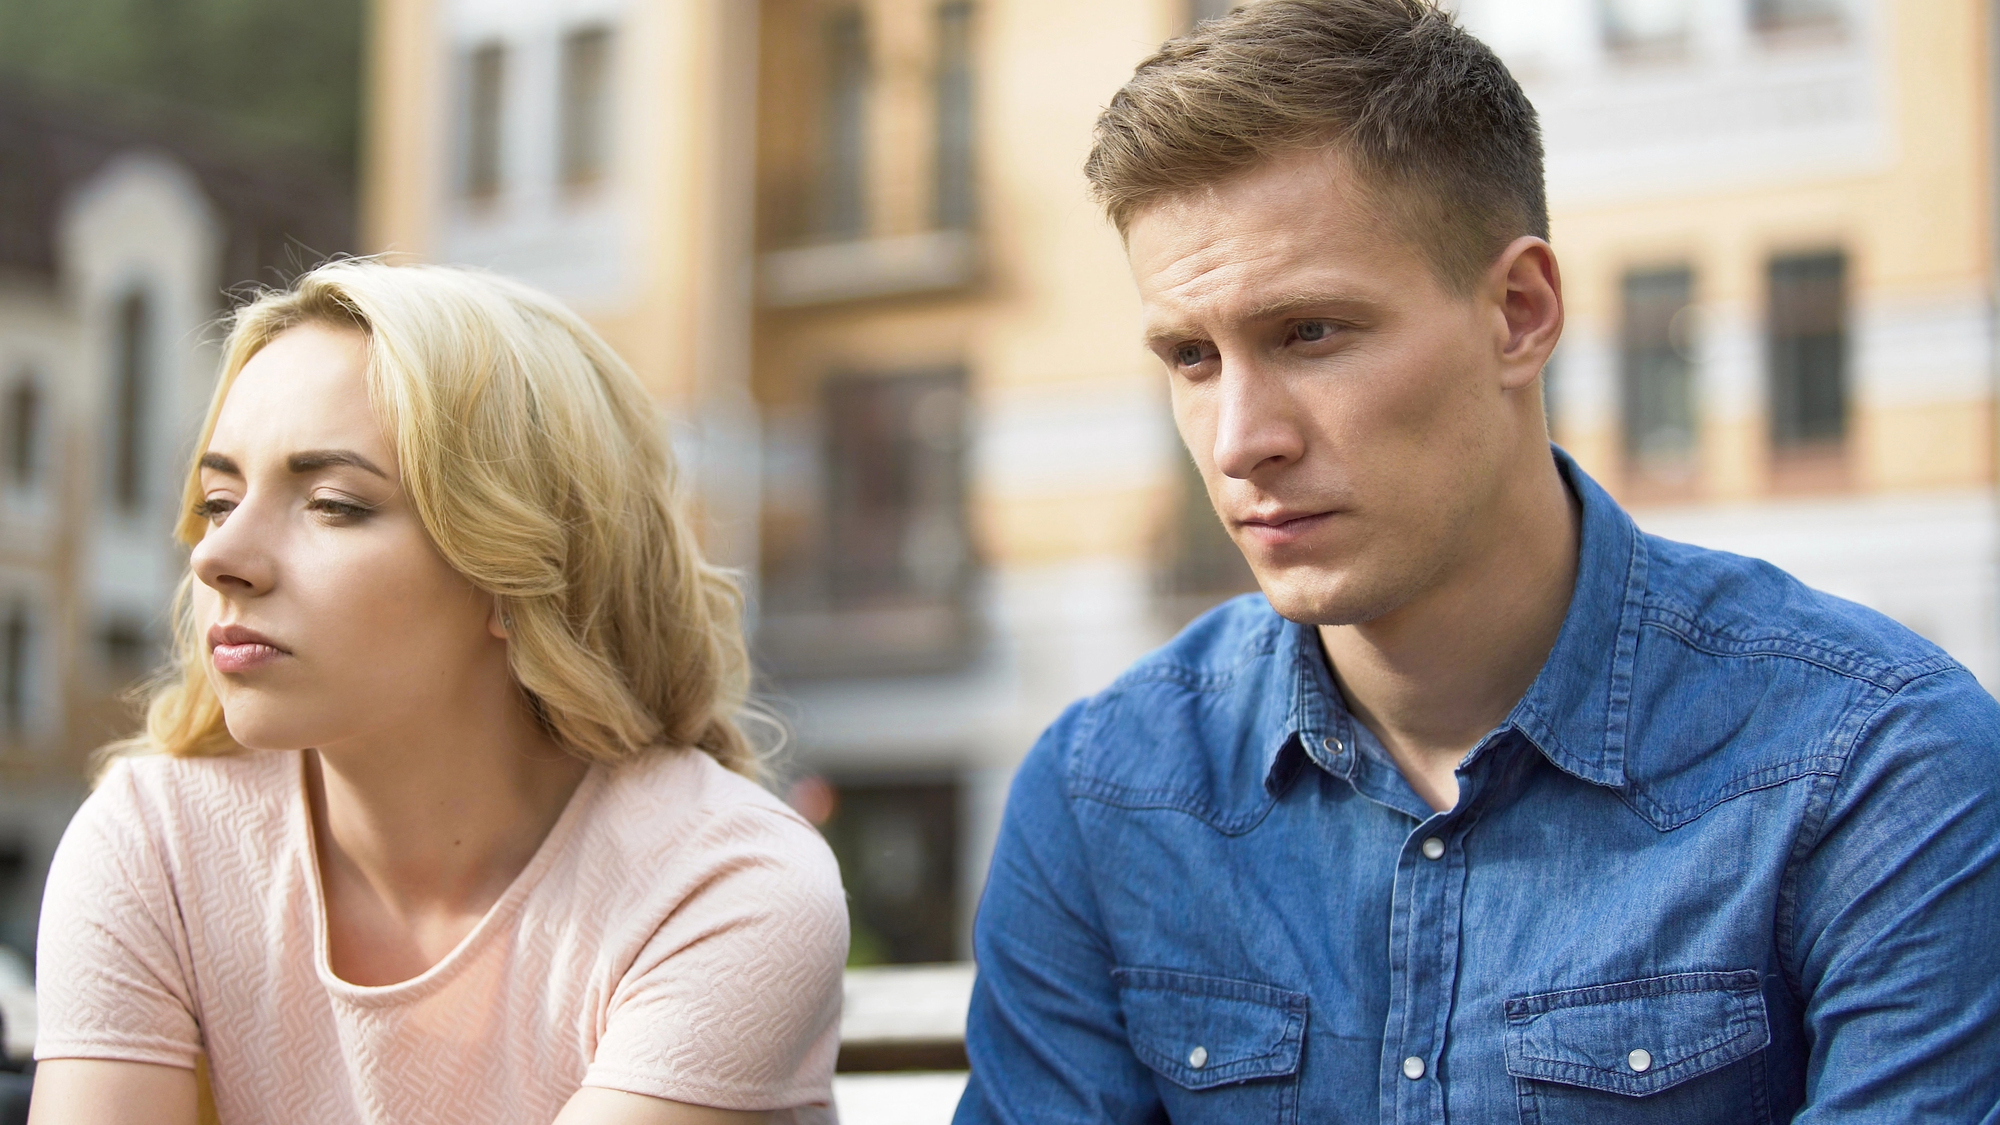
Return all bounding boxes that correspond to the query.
[1504,970,1771,1125]
[1114,968,1307,1125]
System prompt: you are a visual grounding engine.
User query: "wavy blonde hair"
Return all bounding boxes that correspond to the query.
[125,259,763,778]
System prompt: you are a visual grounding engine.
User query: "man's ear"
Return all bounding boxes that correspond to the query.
[1489,236,1563,391]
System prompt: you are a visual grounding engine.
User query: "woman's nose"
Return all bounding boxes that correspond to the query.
[190,506,274,596]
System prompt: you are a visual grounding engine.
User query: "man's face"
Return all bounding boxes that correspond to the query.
[1128,147,1527,627]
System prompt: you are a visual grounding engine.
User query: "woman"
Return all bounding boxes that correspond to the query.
[28,262,848,1125]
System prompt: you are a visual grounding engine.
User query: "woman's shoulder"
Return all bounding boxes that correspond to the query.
[577,750,840,891]
[73,750,299,866]
[102,748,297,814]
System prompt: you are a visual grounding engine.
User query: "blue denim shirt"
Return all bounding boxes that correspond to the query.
[956,453,2000,1124]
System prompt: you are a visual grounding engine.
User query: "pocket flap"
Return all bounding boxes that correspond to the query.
[1504,970,1770,1096]
[1113,968,1308,1090]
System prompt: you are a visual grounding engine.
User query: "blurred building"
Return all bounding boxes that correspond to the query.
[1462,0,2000,683]
[363,0,1998,965]
[0,83,351,960]
[365,0,1247,965]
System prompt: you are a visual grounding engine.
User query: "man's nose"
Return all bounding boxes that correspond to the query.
[1210,356,1304,480]
[190,503,275,597]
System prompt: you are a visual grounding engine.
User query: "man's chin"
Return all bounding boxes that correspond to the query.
[1253,570,1401,629]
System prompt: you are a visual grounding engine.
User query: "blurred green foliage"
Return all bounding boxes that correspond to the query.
[0,0,365,167]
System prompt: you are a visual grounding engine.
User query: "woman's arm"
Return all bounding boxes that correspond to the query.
[553,1088,767,1125]
[26,1060,198,1125]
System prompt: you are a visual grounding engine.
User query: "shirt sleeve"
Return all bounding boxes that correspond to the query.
[34,760,203,1069]
[1789,666,2000,1121]
[583,805,847,1111]
[954,703,1163,1125]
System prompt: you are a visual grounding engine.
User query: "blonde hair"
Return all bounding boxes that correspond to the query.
[125,259,763,778]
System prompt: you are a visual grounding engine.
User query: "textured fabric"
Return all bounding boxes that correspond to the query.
[956,449,2000,1125]
[37,746,848,1124]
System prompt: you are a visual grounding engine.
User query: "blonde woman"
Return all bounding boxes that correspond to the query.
[28,261,847,1125]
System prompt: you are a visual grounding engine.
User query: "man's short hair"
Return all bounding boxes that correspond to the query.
[1085,0,1548,294]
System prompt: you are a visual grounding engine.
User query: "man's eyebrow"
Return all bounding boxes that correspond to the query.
[1141,292,1370,345]
[1243,291,1365,321]
[1142,321,1200,347]
[285,449,389,479]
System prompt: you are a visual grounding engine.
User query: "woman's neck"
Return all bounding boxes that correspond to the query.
[304,686,589,985]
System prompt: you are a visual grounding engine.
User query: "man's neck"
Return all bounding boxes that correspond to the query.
[1318,454,1581,813]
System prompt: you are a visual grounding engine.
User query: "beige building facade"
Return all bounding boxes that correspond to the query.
[0,89,351,969]
[364,0,1997,961]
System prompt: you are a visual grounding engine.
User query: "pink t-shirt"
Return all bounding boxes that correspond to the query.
[35,748,848,1124]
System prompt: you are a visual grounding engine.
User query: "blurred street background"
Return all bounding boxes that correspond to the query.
[0,0,1993,1118]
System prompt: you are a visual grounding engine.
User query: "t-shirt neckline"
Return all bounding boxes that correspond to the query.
[292,750,604,1004]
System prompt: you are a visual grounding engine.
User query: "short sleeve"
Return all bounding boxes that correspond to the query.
[583,805,848,1111]
[34,760,203,1069]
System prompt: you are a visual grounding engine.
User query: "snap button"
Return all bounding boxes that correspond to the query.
[1188,1045,1208,1069]
[1322,735,1344,756]
[1420,836,1445,860]
[1627,1048,1652,1073]
[1402,1055,1425,1080]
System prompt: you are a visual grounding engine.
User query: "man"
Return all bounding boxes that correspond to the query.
[954,2,2000,1121]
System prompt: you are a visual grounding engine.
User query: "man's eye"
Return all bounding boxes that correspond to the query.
[1174,343,1210,368]
[1295,320,1334,343]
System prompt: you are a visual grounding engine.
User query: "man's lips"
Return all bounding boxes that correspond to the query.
[1234,509,1340,545]
[207,623,290,674]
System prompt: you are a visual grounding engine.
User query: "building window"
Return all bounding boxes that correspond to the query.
[816,775,961,965]
[820,9,871,240]
[1768,251,1847,450]
[1188,0,1234,26]
[1541,353,1560,437]
[1750,0,1845,34]
[463,42,508,199]
[559,25,615,186]
[1159,453,1256,627]
[101,617,154,684]
[823,369,969,606]
[1620,266,1697,477]
[1600,0,1693,57]
[933,3,975,230]
[0,603,27,738]
[4,370,40,490]
[111,289,150,512]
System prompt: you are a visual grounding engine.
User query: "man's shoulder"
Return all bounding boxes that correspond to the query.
[1027,595,1297,831]
[1639,532,1959,692]
[1618,533,1994,824]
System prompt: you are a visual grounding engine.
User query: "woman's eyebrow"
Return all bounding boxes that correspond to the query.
[198,452,240,476]
[286,449,389,479]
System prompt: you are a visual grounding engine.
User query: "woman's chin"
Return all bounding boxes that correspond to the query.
[218,710,322,755]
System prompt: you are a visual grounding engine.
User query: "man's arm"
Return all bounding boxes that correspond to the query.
[1791,668,2000,1121]
[953,704,1161,1125]
[26,1059,197,1125]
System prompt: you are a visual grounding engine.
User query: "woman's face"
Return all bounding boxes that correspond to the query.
[190,323,507,753]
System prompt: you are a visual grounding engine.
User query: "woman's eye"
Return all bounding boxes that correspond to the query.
[192,498,235,524]
[308,497,374,522]
[1294,320,1334,343]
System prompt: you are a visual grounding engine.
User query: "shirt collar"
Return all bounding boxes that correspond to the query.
[1266,447,1647,794]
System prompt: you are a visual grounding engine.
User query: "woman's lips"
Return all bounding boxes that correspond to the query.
[207,624,290,674]
[211,642,287,674]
